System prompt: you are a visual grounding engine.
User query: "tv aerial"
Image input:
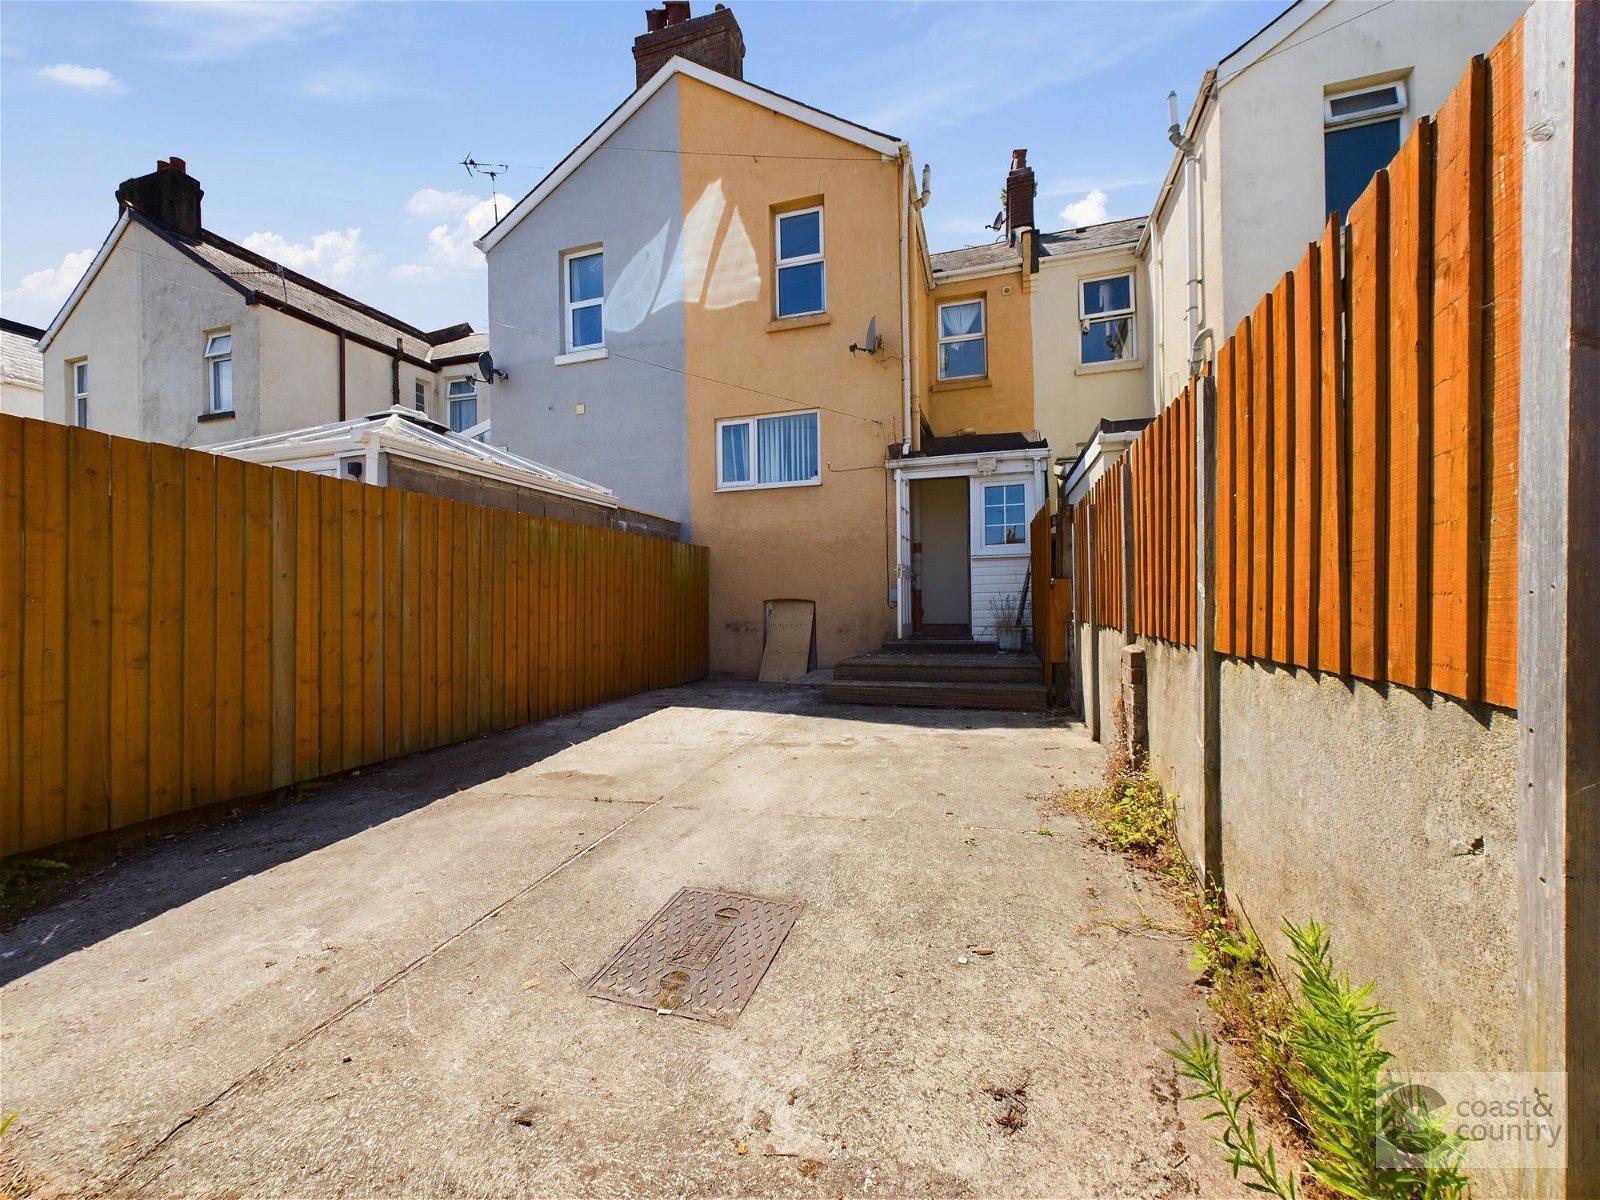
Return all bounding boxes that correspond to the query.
[461,155,510,220]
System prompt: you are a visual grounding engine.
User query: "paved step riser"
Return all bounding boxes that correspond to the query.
[822,682,1047,713]
[834,663,1042,685]
[880,640,999,656]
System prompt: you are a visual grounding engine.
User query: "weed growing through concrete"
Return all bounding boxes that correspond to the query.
[1050,701,1472,1200]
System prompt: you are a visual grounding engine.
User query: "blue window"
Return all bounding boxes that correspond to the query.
[565,249,604,350]
[717,411,820,489]
[1324,119,1401,219]
[775,207,825,318]
[983,482,1027,547]
[938,299,986,380]
[1080,273,1135,365]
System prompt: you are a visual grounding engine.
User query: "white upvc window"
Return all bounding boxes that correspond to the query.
[204,331,233,413]
[71,359,89,427]
[937,298,986,380]
[447,378,478,432]
[981,481,1028,549]
[716,410,821,490]
[774,206,825,318]
[1323,79,1407,219]
[1079,272,1136,365]
[1324,80,1407,127]
[563,248,604,351]
[414,379,427,411]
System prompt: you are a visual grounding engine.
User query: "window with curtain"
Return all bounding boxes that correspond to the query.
[564,248,604,351]
[204,332,233,413]
[982,482,1027,547]
[1079,273,1136,365]
[937,299,986,380]
[774,207,825,318]
[716,410,820,489]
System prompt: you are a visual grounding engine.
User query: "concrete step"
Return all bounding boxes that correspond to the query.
[833,653,1043,685]
[822,678,1048,712]
[880,638,1000,655]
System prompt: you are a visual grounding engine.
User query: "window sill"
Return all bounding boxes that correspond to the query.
[555,347,608,366]
[1075,358,1143,377]
[197,409,236,423]
[930,376,991,394]
[973,544,1030,558]
[715,477,823,493]
[766,313,830,333]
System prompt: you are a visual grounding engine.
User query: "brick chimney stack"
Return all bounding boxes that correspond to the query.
[632,2,745,89]
[116,157,204,242]
[1005,149,1036,245]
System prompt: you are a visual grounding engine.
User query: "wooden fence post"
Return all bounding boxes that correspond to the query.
[1195,375,1223,892]
[1518,0,1598,1190]
[1120,467,1137,648]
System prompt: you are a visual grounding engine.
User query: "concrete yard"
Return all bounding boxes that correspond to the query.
[1,680,1236,1198]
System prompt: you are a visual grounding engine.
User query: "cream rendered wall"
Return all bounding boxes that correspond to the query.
[1,381,44,419]
[1145,98,1222,410]
[44,222,151,438]
[1217,0,1526,329]
[1031,245,1154,465]
[255,308,342,435]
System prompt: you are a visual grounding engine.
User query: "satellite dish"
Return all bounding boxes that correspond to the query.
[849,316,883,356]
[477,351,507,383]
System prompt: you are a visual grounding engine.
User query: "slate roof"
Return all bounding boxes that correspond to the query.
[129,211,476,365]
[0,319,44,390]
[431,331,491,363]
[929,215,1149,276]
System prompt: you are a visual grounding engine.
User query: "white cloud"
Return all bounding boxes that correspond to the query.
[135,1,349,61]
[1040,173,1159,199]
[1059,188,1111,227]
[37,63,121,91]
[240,228,372,279]
[1,247,95,325]
[396,190,509,275]
[293,67,408,101]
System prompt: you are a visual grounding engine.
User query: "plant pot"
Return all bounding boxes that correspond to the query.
[997,626,1023,653]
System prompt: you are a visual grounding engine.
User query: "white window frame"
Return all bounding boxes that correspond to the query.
[204,331,233,414]
[446,377,478,433]
[1324,80,1407,128]
[1078,271,1137,366]
[71,359,89,427]
[975,478,1031,555]
[414,379,427,412]
[562,247,604,353]
[936,298,987,381]
[774,206,826,318]
[715,409,822,492]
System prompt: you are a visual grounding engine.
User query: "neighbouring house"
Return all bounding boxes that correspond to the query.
[0,318,44,418]
[36,158,492,447]
[1141,0,1529,403]
[895,152,1153,640]
[211,407,680,539]
[479,2,921,674]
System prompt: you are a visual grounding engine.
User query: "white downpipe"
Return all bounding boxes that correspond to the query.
[899,150,913,455]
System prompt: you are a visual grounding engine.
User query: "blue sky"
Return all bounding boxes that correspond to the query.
[0,0,1281,333]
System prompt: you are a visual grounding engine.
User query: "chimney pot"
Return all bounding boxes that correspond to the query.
[1011,149,1028,171]
[664,1,690,25]
[646,6,666,31]
[168,156,186,173]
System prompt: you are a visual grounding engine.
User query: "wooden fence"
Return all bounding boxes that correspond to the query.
[0,415,709,857]
[1068,26,1522,711]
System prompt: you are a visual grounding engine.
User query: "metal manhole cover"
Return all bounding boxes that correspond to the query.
[584,887,803,1026]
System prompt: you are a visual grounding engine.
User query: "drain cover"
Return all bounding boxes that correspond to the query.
[584,887,803,1026]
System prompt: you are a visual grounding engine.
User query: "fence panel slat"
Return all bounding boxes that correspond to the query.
[317,474,345,777]
[147,444,186,818]
[212,454,245,805]
[1317,219,1350,675]
[0,425,25,854]
[241,461,274,794]
[1347,172,1391,682]
[1386,120,1438,689]
[1271,276,1295,664]
[108,437,152,835]
[1235,317,1255,659]
[1481,30,1522,708]
[1251,298,1273,657]
[268,470,296,788]
[1215,343,1236,656]
[1292,248,1321,668]
[183,452,219,811]
[22,420,69,847]
[64,429,112,839]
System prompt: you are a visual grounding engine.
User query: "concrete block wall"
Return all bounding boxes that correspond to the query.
[1074,624,1518,1075]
